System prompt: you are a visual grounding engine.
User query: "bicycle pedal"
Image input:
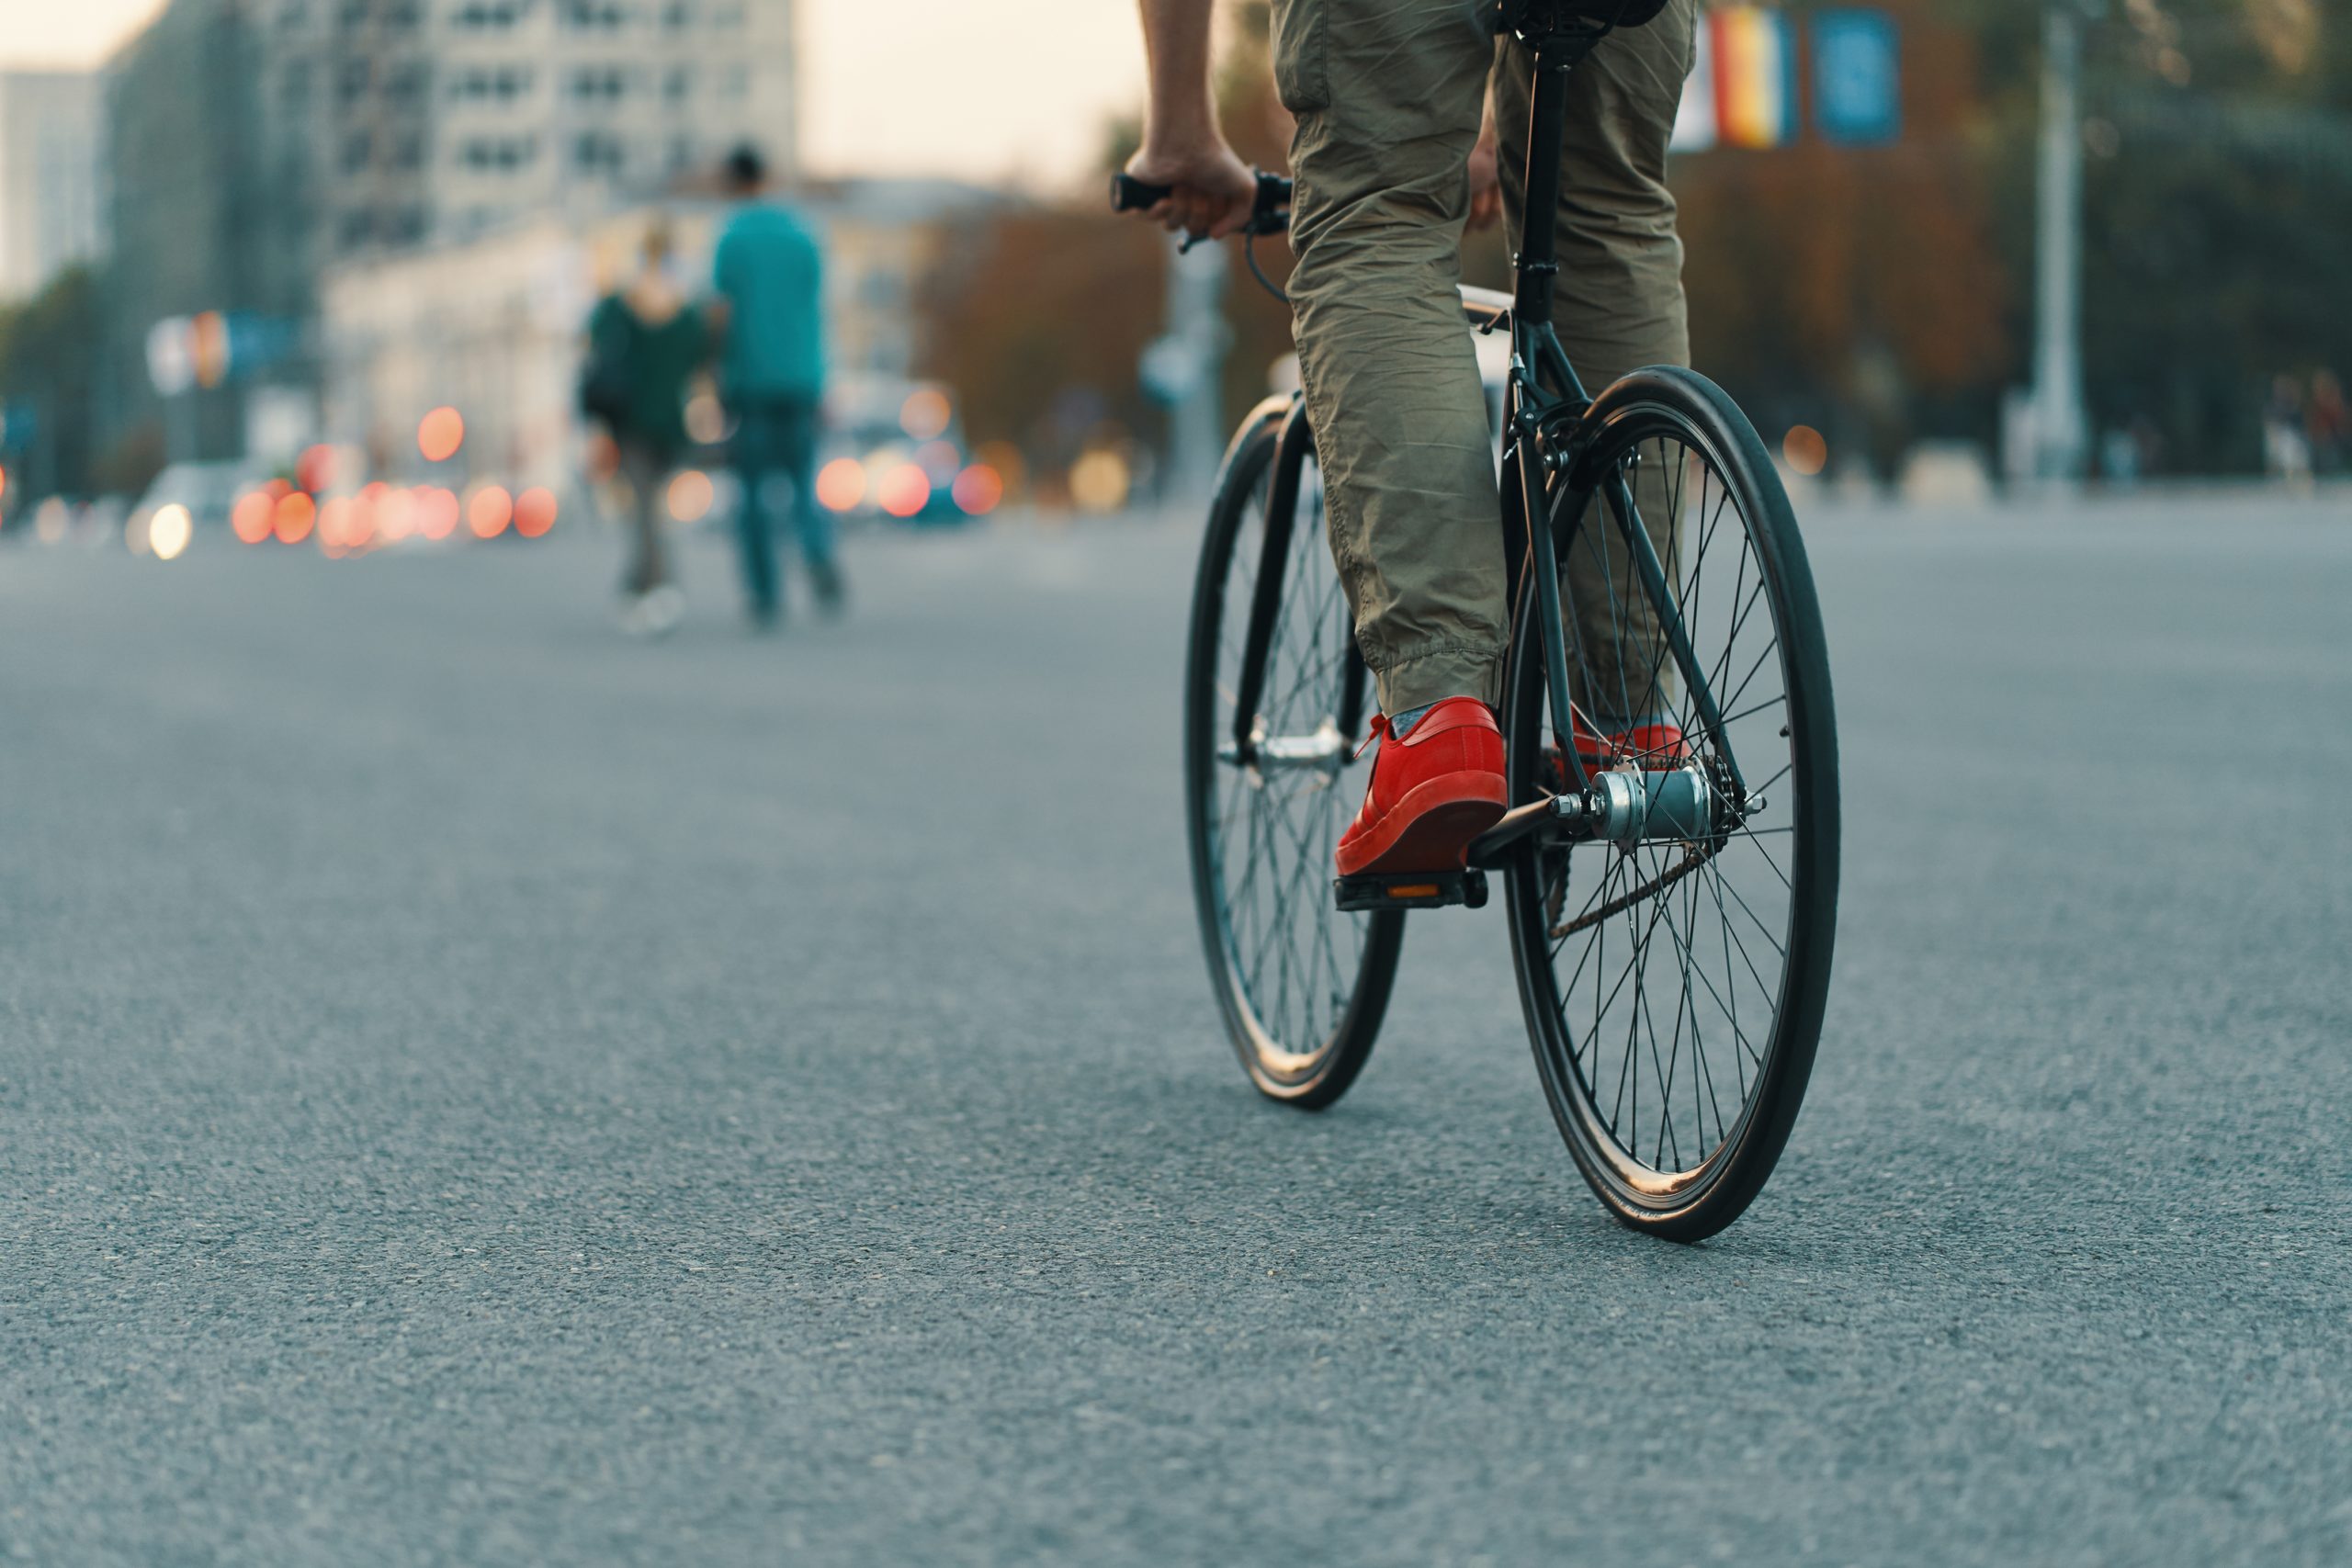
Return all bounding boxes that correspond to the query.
[1333,867,1488,912]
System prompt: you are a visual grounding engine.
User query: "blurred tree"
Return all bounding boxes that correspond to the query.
[918,212,1170,491]
[0,267,104,507]
[2065,0,2352,469]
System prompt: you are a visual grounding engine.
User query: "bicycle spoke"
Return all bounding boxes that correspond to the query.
[1517,415,1810,1183]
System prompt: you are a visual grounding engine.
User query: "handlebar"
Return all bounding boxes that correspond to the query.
[1109,170,1294,238]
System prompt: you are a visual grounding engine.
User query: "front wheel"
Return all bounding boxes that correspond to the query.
[1184,403,1401,1108]
[1503,367,1840,1240]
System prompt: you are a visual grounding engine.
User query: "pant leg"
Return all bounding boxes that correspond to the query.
[776,399,840,596]
[729,404,781,615]
[1274,0,1506,715]
[1492,4,1698,729]
[619,441,669,594]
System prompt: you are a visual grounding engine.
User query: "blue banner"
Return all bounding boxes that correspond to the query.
[1812,10,1900,146]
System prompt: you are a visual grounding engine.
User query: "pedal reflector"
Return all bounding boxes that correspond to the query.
[1332,868,1488,912]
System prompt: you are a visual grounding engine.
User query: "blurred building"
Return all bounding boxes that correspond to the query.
[265,0,799,255]
[0,72,107,302]
[98,0,802,468]
[101,0,276,463]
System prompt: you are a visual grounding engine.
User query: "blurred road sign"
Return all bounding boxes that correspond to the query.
[146,312,300,396]
[147,317,196,396]
[1814,10,1902,146]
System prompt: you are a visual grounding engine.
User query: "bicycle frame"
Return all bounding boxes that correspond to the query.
[1494,17,1747,807]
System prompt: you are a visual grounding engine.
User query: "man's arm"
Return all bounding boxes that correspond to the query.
[1125,0,1257,239]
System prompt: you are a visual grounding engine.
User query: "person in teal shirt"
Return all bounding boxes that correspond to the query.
[710,144,837,626]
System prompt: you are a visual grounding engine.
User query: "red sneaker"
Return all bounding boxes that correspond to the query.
[1334,697,1508,876]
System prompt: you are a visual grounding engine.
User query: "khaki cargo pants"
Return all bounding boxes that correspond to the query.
[1273,0,1698,721]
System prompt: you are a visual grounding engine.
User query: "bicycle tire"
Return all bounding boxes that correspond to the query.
[1184,403,1403,1108]
[1501,367,1839,1238]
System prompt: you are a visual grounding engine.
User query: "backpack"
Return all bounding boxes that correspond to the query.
[579,298,635,430]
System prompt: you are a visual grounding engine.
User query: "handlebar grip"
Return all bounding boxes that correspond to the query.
[1109,173,1173,212]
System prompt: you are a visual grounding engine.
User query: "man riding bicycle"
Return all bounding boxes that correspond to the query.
[1125,0,1694,879]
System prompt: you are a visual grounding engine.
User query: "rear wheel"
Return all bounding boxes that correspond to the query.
[1184,407,1401,1107]
[1502,368,1839,1239]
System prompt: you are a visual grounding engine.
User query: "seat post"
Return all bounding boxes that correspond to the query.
[1510,32,1592,325]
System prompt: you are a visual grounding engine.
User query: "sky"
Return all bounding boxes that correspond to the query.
[0,0,1144,190]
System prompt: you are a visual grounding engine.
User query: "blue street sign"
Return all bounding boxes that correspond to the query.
[1813,10,1901,146]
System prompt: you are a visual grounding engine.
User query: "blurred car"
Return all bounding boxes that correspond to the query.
[814,376,1002,524]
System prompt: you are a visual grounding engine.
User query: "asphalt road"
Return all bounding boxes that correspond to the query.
[4,493,2348,1565]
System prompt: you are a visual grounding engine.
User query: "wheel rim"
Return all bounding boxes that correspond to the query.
[1509,413,1811,1201]
[1201,456,1383,1085]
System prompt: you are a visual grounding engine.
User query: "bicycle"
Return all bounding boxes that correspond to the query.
[1114,0,1839,1240]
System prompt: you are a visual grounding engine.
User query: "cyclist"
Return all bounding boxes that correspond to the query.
[1125,0,1695,877]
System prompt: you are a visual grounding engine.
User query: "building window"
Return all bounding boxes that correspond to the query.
[662,0,689,27]
[570,66,626,102]
[340,209,375,248]
[724,64,747,100]
[342,130,373,172]
[340,0,370,24]
[460,137,534,170]
[451,67,528,101]
[663,65,691,103]
[339,59,372,101]
[385,62,428,105]
[571,133,624,174]
[393,134,426,170]
[383,0,422,26]
[561,0,626,28]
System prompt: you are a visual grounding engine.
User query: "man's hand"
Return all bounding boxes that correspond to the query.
[1125,136,1258,241]
[1129,0,1255,240]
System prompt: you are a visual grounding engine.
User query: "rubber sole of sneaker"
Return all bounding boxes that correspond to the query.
[1334,771,1509,877]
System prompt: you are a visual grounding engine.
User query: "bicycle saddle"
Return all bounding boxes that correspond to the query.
[1494,0,1669,36]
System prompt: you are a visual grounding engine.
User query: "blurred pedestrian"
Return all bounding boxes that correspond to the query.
[583,219,707,636]
[710,144,840,627]
[2306,369,2348,476]
[2261,374,2312,488]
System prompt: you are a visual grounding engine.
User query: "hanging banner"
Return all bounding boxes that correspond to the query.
[1711,7,1799,150]
[1813,9,1901,145]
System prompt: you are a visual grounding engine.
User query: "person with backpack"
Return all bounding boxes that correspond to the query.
[582,219,708,636]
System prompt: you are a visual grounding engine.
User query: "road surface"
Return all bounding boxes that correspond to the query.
[4,494,2348,1564]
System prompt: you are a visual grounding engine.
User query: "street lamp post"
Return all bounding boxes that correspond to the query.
[1162,242,1229,504]
[2031,2,2091,482]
